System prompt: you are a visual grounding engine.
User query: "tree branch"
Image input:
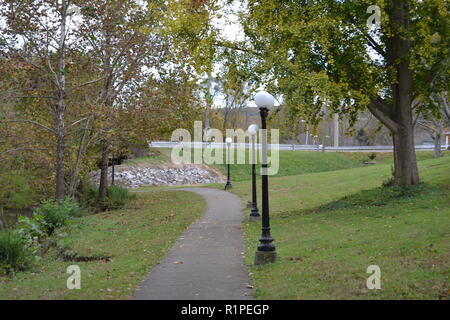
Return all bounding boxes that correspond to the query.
[1,119,56,134]
[64,116,90,134]
[367,97,398,133]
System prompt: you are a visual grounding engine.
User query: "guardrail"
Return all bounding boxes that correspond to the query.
[149,141,447,152]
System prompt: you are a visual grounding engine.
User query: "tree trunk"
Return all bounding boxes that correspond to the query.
[98,140,109,200]
[0,206,5,230]
[387,0,419,186]
[55,118,65,200]
[68,116,92,197]
[392,125,419,186]
[55,0,68,201]
[433,132,442,158]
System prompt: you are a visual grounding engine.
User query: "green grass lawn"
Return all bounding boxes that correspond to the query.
[216,156,450,299]
[0,190,205,299]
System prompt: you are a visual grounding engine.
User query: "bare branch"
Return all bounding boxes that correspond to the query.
[64,116,90,134]
[67,76,107,94]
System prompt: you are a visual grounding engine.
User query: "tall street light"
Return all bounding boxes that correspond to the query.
[301,120,309,145]
[248,124,260,222]
[224,137,233,190]
[254,91,277,265]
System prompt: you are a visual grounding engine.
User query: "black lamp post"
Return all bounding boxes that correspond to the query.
[224,137,233,190]
[254,91,277,265]
[248,124,260,221]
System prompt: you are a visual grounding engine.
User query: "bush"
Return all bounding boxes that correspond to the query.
[77,182,135,212]
[104,185,136,210]
[34,199,82,236]
[0,230,34,275]
[77,182,99,211]
[16,214,47,248]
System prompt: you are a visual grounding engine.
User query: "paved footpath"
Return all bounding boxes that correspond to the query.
[133,188,254,300]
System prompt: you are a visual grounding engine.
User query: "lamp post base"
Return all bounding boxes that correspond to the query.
[249,207,260,222]
[224,182,232,190]
[254,250,277,265]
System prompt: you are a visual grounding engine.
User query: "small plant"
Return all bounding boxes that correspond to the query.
[0,230,34,275]
[16,214,47,249]
[368,152,377,161]
[34,199,82,236]
[77,182,99,211]
[103,185,136,210]
[382,165,396,187]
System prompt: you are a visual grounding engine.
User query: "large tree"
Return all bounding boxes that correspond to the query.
[235,0,449,186]
[0,0,102,200]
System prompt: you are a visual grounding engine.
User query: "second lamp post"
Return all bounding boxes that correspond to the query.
[248,124,260,221]
[224,137,233,190]
[253,91,277,265]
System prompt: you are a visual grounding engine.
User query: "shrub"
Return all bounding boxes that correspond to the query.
[34,199,82,235]
[77,183,135,212]
[104,185,136,210]
[368,152,377,161]
[16,214,47,248]
[0,230,34,275]
[77,182,99,211]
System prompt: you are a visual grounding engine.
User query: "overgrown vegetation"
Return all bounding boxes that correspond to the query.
[77,183,136,212]
[0,230,35,276]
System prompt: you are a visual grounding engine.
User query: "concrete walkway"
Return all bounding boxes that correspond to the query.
[133,188,254,300]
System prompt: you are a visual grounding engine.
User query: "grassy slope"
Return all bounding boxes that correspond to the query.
[218,156,449,299]
[131,147,438,182]
[0,191,205,299]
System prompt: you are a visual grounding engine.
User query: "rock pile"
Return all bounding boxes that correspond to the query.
[90,164,225,189]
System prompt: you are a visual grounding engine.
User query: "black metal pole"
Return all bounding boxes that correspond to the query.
[250,135,259,220]
[225,144,232,190]
[111,162,115,185]
[254,107,276,264]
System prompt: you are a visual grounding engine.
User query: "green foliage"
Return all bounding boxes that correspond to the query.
[0,230,34,275]
[34,199,82,236]
[104,185,136,210]
[0,170,36,209]
[77,183,136,211]
[16,214,47,249]
[236,0,449,123]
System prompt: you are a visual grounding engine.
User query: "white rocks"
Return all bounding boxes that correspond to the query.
[90,164,225,189]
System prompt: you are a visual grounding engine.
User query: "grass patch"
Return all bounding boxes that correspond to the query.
[0,190,205,299]
[222,156,450,299]
[316,183,440,212]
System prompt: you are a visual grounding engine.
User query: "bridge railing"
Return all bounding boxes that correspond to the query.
[149,141,445,152]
